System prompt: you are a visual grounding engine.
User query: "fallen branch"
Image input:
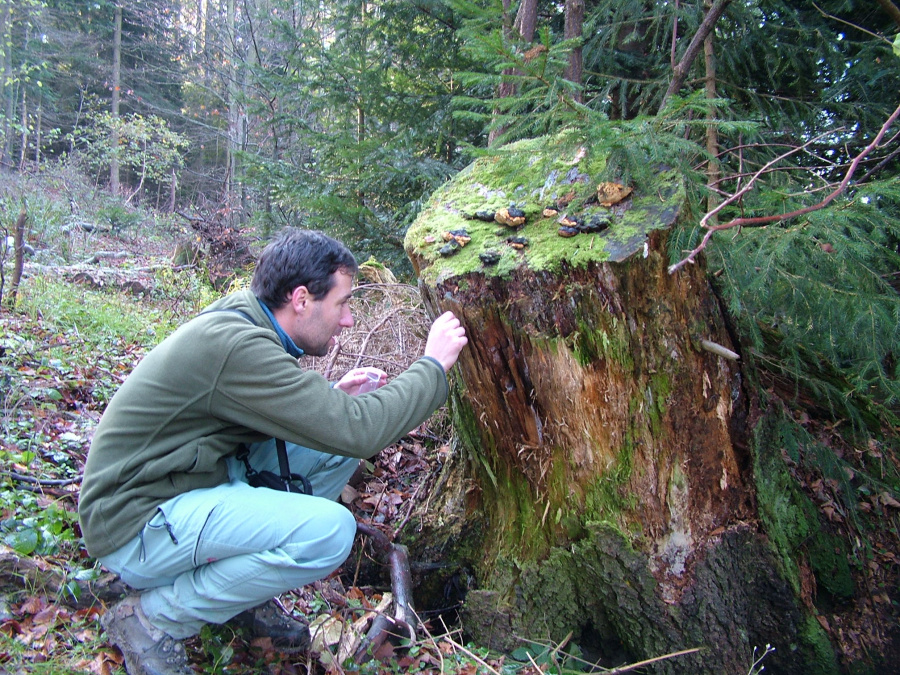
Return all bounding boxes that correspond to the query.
[10,472,80,487]
[353,522,417,663]
[82,250,130,264]
[514,635,702,674]
[353,308,403,369]
[669,100,900,274]
[603,647,703,674]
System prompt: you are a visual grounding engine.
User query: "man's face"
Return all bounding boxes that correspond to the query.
[291,271,355,356]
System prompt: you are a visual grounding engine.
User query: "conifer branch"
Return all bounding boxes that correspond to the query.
[669,100,900,275]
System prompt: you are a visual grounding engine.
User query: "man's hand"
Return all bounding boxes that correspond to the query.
[335,367,387,395]
[424,311,468,373]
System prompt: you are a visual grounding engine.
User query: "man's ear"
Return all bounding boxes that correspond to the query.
[290,285,311,313]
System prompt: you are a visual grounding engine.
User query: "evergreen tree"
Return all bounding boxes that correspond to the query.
[236,0,481,271]
[449,0,900,423]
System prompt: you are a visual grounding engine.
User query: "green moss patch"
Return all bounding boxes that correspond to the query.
[753,408,855,604]
[405,134,685,284]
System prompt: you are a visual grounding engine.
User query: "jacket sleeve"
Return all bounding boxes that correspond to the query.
[208,330,448,458]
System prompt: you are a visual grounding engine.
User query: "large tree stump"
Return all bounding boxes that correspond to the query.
[403,135,838,673]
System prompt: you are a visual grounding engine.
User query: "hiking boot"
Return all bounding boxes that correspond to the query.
[101,595,193,675]
[232,599,311,652]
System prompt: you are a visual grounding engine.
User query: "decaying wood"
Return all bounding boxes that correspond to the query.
[176,209,253,289]
[353,523,417,663]
[23,261,155,296]
[401,133,833,673]
[81,250,130,264]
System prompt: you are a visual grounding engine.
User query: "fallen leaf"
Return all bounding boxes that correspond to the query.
[19,597,47,615]
[523,44,547,62]
[880,493,900,509]
[340,484,359,504]
[373,639,396,661]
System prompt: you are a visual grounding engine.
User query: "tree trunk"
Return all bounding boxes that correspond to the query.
[488,0,537,147]
[1,0,14,169]
[7,205,27,306]
[403,133,841,673]
[658,0,731,113]
[17,86,26,171]
[875,0,900,29]
[110,4,122,195]
[167,165,177,213]
[225,0,241,223]
[703,0,719,224]
[34,99,41,164]
[563,0,584,102]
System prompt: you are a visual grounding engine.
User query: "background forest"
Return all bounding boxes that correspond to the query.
[2,0,899,412]
[1,0,899,673]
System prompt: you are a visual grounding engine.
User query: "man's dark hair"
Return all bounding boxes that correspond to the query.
[251,228,358,308]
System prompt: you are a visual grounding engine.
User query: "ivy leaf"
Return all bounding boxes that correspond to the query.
[894,33,900,58]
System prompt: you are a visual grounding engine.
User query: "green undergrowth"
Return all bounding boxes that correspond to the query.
[683,177,900,431]
[13,279,179,346]
[0,163,182,269]
[0,274,214,569]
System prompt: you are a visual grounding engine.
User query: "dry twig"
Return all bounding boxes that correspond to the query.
[669,100,900,274]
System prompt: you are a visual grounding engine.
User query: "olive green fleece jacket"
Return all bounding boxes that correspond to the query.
[78,289,448,558]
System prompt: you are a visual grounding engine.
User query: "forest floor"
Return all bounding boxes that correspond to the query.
[0,217,540,675]
[2,168,899,674]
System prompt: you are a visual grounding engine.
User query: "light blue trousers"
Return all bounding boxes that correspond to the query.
[99,441,361,638]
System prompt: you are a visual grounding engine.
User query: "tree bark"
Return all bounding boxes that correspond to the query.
[703,0,719,223]
[225,0,241,222]
[34,99,41,164]
[110,4,122,195]
[7,205,27,305]
[563,0,584,102]
[875,0,900,29]
[1,0,14,169]
[17,85,26,170]
[403,133,841,673]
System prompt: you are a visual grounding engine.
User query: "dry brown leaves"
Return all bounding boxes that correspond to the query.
[0,596,121,674]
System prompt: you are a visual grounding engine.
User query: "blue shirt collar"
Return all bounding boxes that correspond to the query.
[257,299,305,358]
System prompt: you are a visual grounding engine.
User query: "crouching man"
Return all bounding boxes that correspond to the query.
[78,228,467,675]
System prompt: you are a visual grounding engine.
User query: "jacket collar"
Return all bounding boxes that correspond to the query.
[256,299,305,358]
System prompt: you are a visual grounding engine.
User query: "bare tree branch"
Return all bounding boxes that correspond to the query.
[658,0,732,113]
[668,100,900,275]
[813,2,896,43]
